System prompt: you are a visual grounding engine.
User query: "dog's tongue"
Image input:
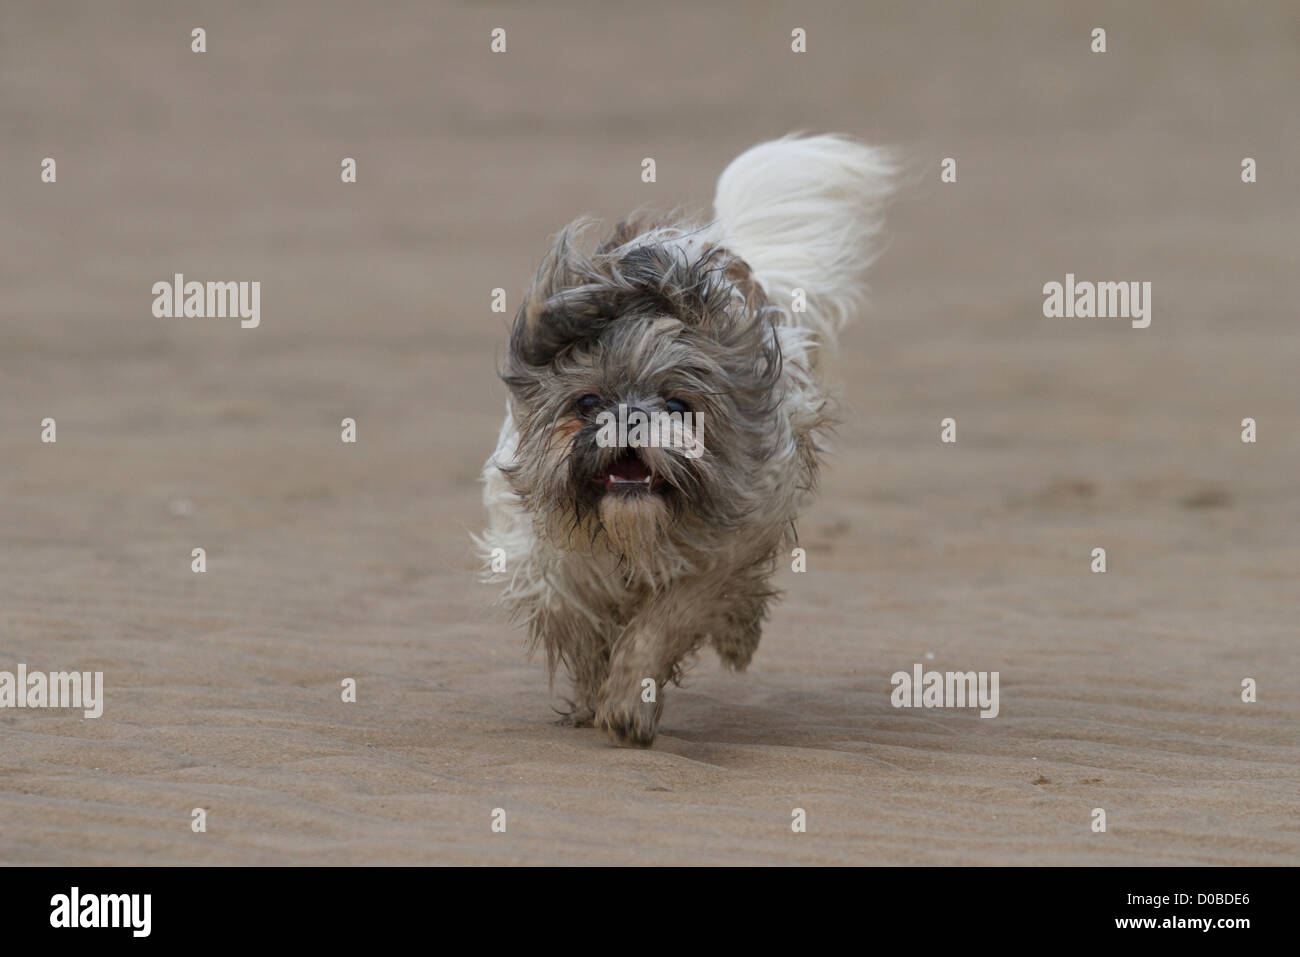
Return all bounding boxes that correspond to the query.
[608,453,652,483]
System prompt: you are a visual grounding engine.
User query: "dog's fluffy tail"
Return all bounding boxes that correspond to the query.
[712,133,894,349]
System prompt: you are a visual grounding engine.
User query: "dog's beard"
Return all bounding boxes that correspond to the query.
[595,471,672,558]
[504,363,785,580]
[519,422,706,568]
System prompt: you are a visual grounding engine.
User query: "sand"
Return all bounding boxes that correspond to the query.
[1,0,1296,865]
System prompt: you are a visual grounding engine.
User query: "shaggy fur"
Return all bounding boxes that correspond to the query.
[479,134,893,746]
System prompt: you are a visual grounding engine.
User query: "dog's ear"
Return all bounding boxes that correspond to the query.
[723,256,769,319]
[510,220,619,367]
[605,236,760,335]
[509,217,659,368]
[508,217,769,369]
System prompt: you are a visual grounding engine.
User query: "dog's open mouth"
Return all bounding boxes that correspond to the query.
[594,450,663,495]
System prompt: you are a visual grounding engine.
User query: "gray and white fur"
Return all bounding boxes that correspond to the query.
[479,134,893,746]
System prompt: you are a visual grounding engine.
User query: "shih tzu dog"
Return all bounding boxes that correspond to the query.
[480,134,893,746]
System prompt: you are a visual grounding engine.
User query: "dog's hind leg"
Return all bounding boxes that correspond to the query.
[710,612,763,672]
[709,563,775,672]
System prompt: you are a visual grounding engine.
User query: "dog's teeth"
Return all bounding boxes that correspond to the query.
[607,475,654,486]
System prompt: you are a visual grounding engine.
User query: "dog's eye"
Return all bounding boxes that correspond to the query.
[575,393,602,417]
[664,397,690,415]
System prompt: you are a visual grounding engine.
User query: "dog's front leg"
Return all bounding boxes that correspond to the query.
[596,605,692,747]
[557,633,609,728]
[532,603,610,728]
[596,626,666,747]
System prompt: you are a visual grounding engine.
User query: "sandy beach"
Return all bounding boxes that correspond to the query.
[1,0,1297,865]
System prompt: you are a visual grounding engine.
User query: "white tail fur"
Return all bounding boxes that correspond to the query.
[712,133,894,348]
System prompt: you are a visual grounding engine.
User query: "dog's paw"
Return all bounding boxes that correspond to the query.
[595,695,661,748]
[712,608,764,672]
[555,708,595,728]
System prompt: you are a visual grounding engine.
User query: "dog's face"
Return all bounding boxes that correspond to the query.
[501,219,785,566]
